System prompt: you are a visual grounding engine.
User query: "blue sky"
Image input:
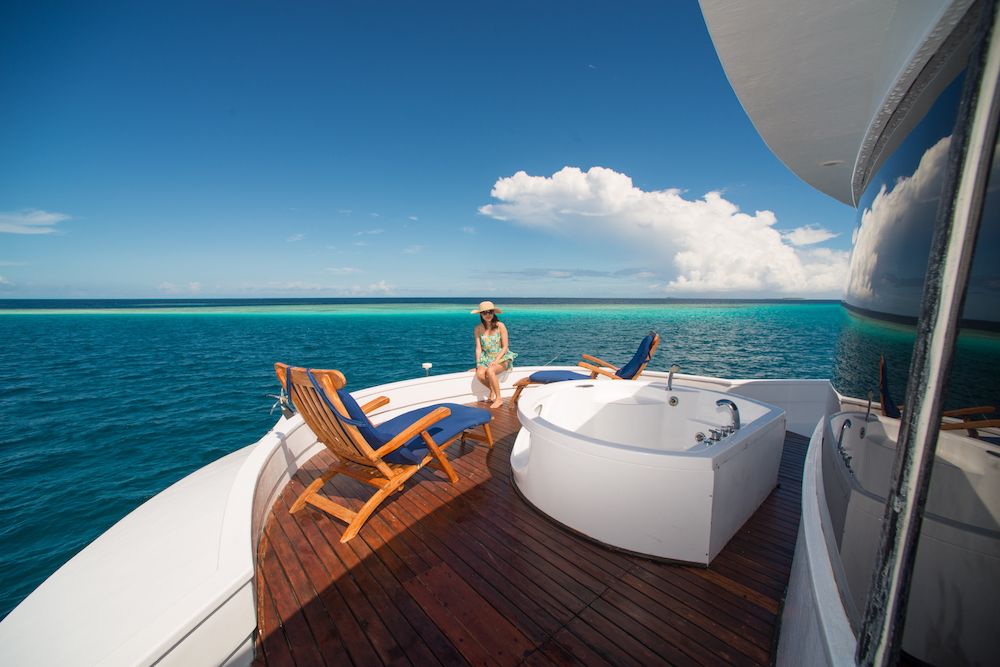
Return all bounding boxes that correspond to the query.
[0,1,855,298]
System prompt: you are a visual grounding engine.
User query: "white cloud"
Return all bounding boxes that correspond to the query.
[0,275,11,286]
[461,226,476,234]
[783,225,839,246]
[0,209,71,234]
[408,215,419,221]
[158,281,202,294]
[287,233,305,242]
[479,166,848,294]
[326,266,360,274]
[338,209,353,215]
[354,228,384,236]
[240,279,394,296]
[847,136,949,307]
[403,245,425,254]
[353,280,393,295]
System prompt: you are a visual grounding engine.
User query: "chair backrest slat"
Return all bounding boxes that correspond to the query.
[276,363,385,468]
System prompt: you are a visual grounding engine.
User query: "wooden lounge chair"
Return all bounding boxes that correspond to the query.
[275,363,494,542]
[510,332,660,407]
[879,355,996,436]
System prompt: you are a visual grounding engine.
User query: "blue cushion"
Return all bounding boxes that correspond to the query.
[616,334,656,379]
[528,370,590,383]
[375,403,491,465]
[335,388,388,446]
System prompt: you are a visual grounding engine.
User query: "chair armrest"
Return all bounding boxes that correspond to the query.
[940,418,1000,435]
[578,361,620,380]
[373,406,452,458]
[942,405,996,418]
[360,396,390,413]
[581,353,618,370]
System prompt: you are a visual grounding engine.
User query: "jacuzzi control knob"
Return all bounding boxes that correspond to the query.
[710,429,722,441]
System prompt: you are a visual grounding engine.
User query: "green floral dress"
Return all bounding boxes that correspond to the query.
[478,330,517,368]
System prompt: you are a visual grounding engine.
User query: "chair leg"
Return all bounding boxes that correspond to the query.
[290,469,337,513]
[482,422,494,448]
[509,379,530,409]
[340,477,406,543]
[421,432,459,483]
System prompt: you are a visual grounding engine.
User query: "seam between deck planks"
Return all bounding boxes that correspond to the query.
[256,404,806,666]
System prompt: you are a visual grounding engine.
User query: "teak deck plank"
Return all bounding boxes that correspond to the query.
[255,402,809,666]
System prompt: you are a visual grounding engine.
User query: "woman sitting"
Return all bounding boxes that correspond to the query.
[472,301,517,408]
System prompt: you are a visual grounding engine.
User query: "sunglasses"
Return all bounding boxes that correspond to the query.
[481,310,495,315]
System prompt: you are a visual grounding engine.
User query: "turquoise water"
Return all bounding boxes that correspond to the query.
[1,299,997,618]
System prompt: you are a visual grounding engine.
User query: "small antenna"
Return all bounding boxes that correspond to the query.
[422,362,433,376]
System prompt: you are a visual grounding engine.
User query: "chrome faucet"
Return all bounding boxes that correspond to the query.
[667,364,680,391]
[838,418,853,448]
[716,398,740,431]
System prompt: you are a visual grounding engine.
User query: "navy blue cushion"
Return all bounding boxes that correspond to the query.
[335,388,388,447]
[528,370,590,383]
[375,403,491,465]
[616,334,656,379]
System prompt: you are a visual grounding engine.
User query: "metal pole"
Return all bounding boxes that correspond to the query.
[858,3,1000,664]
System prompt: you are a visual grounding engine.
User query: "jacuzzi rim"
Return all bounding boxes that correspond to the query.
[516,379,785,459]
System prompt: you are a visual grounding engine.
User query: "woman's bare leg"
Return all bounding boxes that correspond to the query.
[486,364,504,408]
[475,367,492,401]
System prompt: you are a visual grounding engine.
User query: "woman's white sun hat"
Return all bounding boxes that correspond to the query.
[471,300,502,314]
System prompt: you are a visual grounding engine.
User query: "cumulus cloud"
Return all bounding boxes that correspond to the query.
[783,225,839,246]
[479,166,848,294]
[0,209,71,234]
[847,137,949,308]
[287,233,305,242]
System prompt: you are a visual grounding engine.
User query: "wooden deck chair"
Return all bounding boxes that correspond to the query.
[879,355,996,434]
[276,363,494,542]
[510,333,660,407]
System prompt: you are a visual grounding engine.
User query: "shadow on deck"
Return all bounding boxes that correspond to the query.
[254,403,808,666]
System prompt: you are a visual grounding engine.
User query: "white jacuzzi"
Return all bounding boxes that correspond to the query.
[511,380,786,565]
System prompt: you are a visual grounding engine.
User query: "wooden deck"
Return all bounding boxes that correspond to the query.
[254,404,808,666]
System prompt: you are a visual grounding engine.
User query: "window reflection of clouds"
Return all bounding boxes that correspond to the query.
[847,136,951,316]
[846,74,963,319]
[834,62,1000,410]
[846,68,999,324]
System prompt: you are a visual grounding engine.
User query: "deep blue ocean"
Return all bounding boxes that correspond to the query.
[1,298,998,618]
